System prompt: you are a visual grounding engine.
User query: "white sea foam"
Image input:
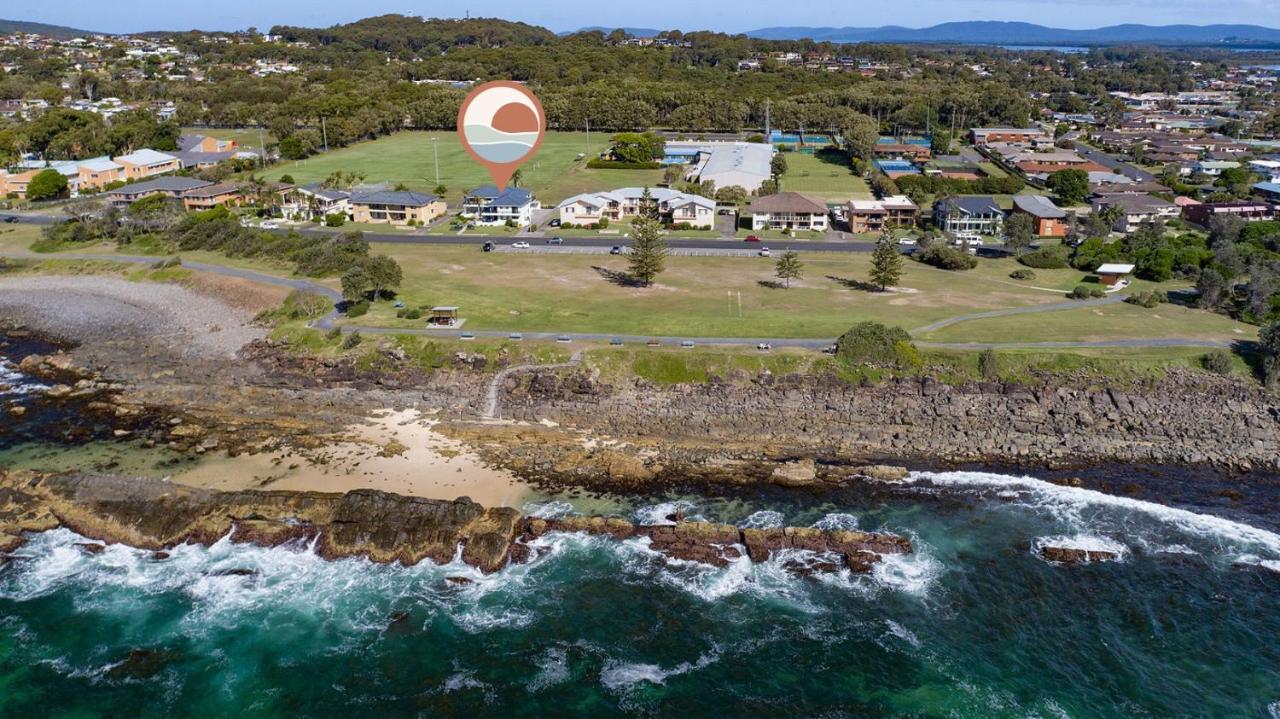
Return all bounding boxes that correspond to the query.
[739,510,785,529]
[0,361,48,396]
[522,500,576,519]
[871,544,943,596]
[631,500,706,526]
[600,651,719,692]
[885,619,921,649]
[810,513,859,531]
[910,470,1280,559]
[1268,700,1280,719]
[527,647,570,691]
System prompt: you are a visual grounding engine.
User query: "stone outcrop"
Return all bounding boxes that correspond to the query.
[0,472,912,575]
[1038,545,1121,564]
[518,515,911,573]
[493,369,1280,473]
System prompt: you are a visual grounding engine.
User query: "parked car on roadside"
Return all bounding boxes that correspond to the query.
[460,332,476,340]
[609,337,624,346]
[680,340,695,348]
[508,332,523,340]
[758,247,771,257]
[2,216,19,223]
[610,245,623,255]
[556,335,572,343]
[482,242,494,252]
[898,236,917,246]
[744,235,761,242]
[549,219,561,227]
[512,241,531,249]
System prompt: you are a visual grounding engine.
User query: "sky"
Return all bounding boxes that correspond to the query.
[8,0,1280,35]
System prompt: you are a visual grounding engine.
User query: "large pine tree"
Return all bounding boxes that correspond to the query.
[627,217,668,286]
[869,231,904,291]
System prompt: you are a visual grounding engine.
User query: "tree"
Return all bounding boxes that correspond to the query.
[774,250,803,288]
[1262,320,1280,390]
[638,186,659,220]
[510,168,523,188]
[1193,255,1232,303]
[434,184,448,197]
[1046,169,1090,206]
[363,255,403,300]
[26,168,69,201]
[757,178,779,196]
[609,131,665,164]
[770,153,788,179]
[340,264,372,302]
[1004,213,1036,256]
[662,164,684,187]
[869,231,904,290]
[835,321,917,368]
[714,185,749,206]
[627,217,667,286]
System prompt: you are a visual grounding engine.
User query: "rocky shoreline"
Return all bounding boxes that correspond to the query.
[0,472,911,575]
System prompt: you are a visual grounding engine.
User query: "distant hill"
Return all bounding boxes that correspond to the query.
[745,22,1280,47]
[270,14,557,56]
[572,27,664,38]
[0,18,102,38]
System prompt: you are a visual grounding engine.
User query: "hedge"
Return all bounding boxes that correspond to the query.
[586,159,662,170]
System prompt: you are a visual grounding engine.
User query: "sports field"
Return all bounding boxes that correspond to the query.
[257,131,665,204]
[778,149,872,200]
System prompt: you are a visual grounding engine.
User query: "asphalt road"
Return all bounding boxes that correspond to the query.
[1069,141,1157,183]
[1,212,881,253]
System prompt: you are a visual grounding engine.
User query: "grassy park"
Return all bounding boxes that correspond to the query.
[256,131,667,204]
[778,149,872,200]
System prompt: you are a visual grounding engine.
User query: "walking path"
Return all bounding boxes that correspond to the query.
[483,352,583,420]
[910,296,1125,335]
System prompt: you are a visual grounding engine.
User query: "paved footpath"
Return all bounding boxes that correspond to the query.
[0,251,1235,351]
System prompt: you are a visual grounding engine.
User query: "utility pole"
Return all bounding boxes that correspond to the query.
[321,117,328,153]
[764,99,771,139]
[257,127,266,169]
[585,116,590,155]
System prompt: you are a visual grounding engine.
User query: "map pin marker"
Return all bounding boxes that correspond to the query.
[457,81,546,191]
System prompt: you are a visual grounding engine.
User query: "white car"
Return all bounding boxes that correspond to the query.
[259,221,280,229]
[898,236,917,246]
[511,241,531,249]
[758,247,771,257]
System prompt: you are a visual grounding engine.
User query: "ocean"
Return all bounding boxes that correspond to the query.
[2,343,1280,717]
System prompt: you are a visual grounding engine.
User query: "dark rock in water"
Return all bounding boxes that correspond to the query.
[644,522,743,567]
[782,557,844,577]
[1039,545,1120,564]
[152,551,170,561]
[386,611,414,635]
[507,542,532,565]
[444,576,474,586]
[106,648,181,680]
[75,542,106,555]
[208,568,258,577]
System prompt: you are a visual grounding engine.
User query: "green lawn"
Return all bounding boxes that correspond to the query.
[181,127,276,153]
[256,131,667,205]
[919,299,1257,344]
[779,150,872,200]
[345,245,1085,338]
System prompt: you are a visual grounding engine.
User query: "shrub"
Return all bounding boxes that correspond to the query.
[1124,290,1167,308]
[586,159,661,170]
[324,213,346,227]
[835,322,918,367]
[1201,350,1233,375]
[978,349,999,379]
[325,326,342,341]
[916,245,977,271]
[1018,246,1069,269]
[1009,269,1036,280]
[341,331,362,349]
[1068,284,1105,300]
[403,308,422,320]
[346,300,369,317]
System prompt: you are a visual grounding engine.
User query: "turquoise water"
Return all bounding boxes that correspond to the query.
[2,472,1280,717]
[4,339,1280,716]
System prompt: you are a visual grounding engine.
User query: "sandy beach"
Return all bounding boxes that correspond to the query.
[171,408,535,507]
